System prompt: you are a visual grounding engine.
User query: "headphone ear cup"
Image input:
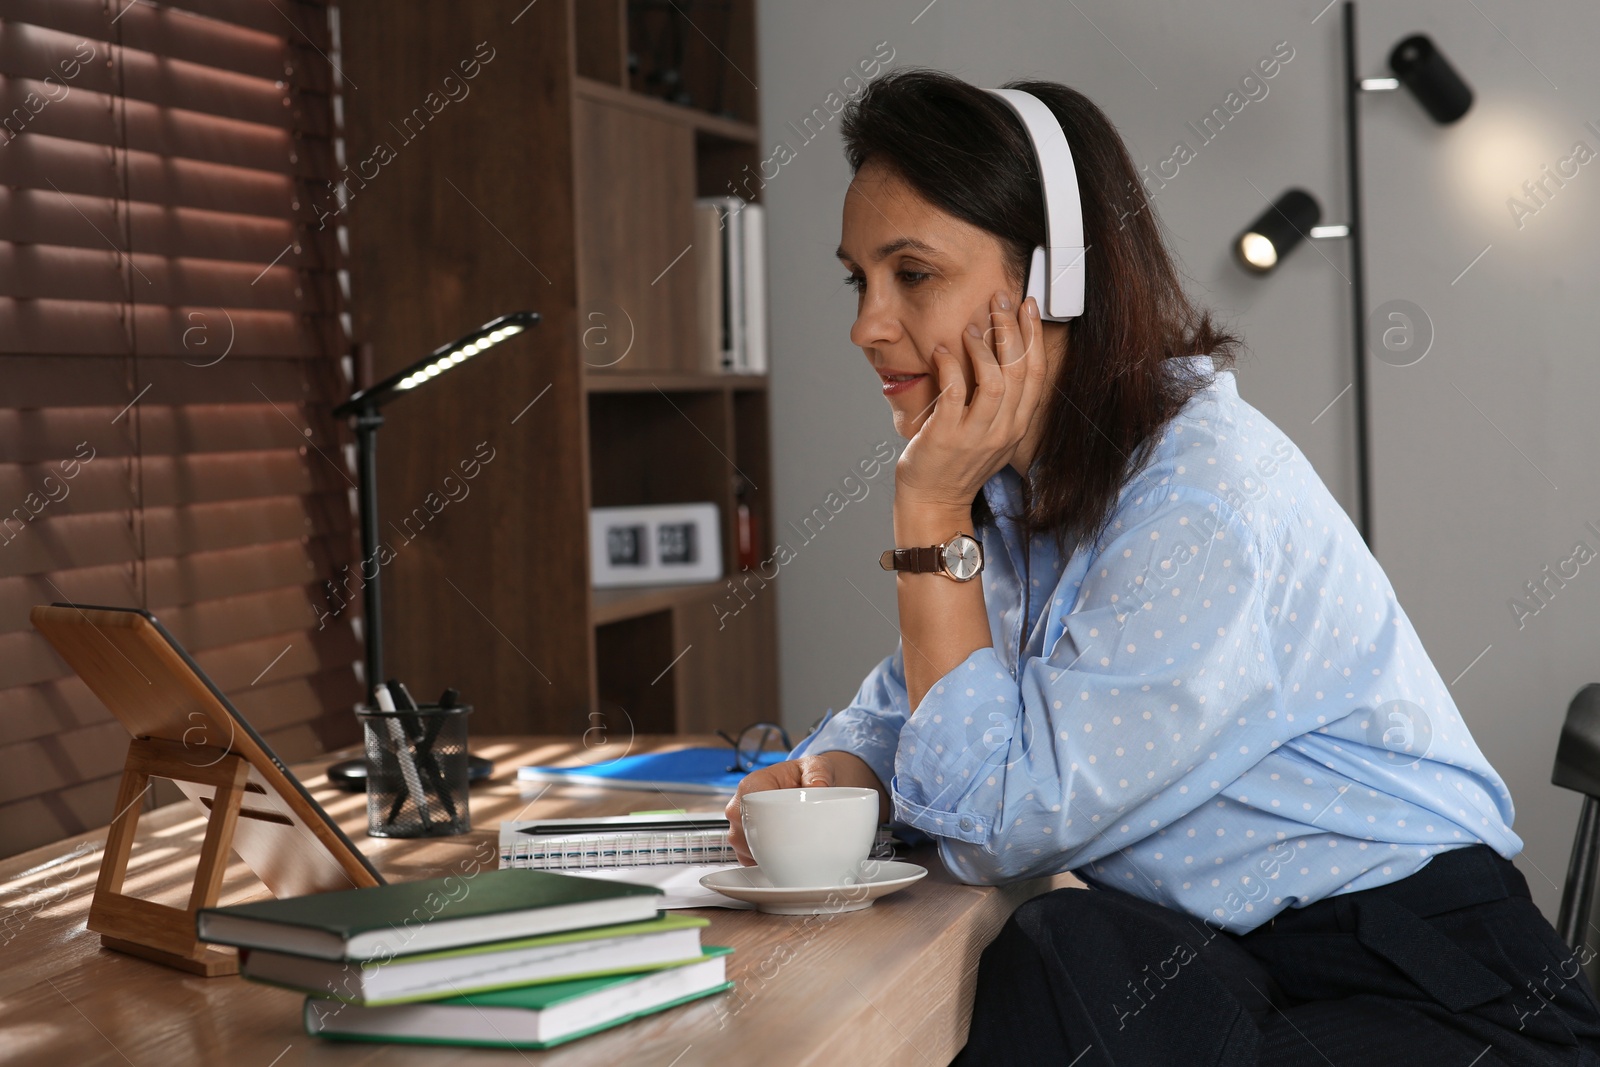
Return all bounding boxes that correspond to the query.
[1026,244,1080,322]
[1024,245,1050,315]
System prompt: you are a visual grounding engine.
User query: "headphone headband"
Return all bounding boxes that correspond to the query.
[986,88,1085,320]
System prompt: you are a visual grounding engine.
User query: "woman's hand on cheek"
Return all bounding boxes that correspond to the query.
[894,291,1048,511]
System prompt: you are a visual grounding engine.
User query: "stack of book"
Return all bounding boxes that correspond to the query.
[694,195,768,375]
[196,868,732,1050]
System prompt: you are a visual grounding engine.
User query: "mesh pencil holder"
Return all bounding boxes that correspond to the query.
[356,703,473,838]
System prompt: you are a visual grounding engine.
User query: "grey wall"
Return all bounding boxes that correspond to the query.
[757,0,1600,923]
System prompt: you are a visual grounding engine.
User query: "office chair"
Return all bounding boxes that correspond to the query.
[1552,683,1600,949]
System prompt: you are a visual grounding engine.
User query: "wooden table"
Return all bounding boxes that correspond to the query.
[0,736,1080,1066]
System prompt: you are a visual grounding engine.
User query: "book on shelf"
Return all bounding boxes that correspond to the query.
[694,195,767,375]
[499,810,899,871]
[241,913,710,1006]
[304,947,734,1050]
[693,201,724,374]
[196,868,663,961]
[742,198,767,373]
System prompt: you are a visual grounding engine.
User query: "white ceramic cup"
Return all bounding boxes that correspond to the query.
[740,786,879,888]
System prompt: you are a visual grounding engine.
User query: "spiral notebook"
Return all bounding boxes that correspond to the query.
[498,813,897,871]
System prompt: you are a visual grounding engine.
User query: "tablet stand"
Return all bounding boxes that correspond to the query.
[32,602,386,977]
[87,737,254,977]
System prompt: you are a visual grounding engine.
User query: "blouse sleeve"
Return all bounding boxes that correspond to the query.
[786,645,911,796]
[889,486,1305,884]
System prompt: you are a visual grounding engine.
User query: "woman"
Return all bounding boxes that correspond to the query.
[726,68,1600,1065]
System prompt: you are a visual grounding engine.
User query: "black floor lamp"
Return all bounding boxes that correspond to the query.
[1231,1,1474,551]
[325,310,541,792]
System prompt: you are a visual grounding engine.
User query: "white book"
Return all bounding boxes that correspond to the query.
[742,201,768,374]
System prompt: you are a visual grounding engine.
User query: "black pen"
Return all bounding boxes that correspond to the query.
[417,688,458,758]
[396,678,459,824]
[385,679,438,826]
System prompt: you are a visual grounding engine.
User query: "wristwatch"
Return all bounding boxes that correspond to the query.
[879,532,984,582]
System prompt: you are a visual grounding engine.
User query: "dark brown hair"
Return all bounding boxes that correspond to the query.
[839,67,1241,555]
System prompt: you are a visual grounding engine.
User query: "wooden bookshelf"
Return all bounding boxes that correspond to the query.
[573,76,759,145]
[338,0,776,739]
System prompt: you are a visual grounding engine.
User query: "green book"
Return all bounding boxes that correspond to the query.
[304,947,734,1049]
[196,868,662,961]
[242,913,709,1005]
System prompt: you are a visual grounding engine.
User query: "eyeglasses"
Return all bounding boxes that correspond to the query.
[715,722,793,773]
[714,710,837,774]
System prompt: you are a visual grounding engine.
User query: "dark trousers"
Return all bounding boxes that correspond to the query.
[952,845,1600,1066]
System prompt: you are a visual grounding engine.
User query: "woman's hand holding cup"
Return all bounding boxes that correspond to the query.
[725,750,890,867]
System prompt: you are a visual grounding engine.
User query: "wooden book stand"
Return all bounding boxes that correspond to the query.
[32,604,385,978]
[89,737,251,976]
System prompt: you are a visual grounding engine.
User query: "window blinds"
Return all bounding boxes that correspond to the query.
[0,0,363,857]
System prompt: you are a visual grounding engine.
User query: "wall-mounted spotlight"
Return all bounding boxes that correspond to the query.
[1229,2,1475,549]
[1387,34,1473,124]
[1234,189,1323,274]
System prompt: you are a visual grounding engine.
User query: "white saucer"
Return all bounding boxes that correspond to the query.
[698,860,927,914]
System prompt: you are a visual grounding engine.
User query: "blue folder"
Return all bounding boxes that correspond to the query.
[516,747,789,795]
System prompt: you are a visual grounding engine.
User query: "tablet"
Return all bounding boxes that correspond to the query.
[31,603,384,896]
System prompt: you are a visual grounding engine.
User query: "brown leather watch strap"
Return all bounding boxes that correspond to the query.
[892,546,941,574]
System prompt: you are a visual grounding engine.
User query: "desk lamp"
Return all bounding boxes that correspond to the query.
[325,311,541,791]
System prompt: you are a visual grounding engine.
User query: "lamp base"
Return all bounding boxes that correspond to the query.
[328,754,494,793]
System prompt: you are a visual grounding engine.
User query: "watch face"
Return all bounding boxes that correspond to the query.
[943,534,982,581]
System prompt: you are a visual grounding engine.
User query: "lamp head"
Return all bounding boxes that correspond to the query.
[1234,189,1322,275]
[1389,34,1473,124]
[334,311,540,416]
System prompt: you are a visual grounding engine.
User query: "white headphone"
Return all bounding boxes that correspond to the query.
[986,88,1085,321]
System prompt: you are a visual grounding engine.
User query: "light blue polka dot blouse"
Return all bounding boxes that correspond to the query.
[790,354,1522,934]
